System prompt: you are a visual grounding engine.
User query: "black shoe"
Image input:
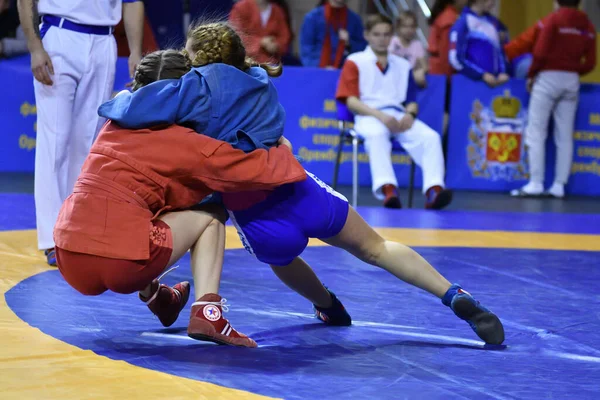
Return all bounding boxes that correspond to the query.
[314,288,352,326]
[442,284,505,345]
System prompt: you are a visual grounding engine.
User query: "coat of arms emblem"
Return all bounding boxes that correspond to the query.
[467,90,529,181]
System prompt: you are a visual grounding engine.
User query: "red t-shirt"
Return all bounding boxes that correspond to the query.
[528,7,596,77]
[428,5,460,76]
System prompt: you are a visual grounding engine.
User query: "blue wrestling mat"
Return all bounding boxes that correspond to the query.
[7,245,600,399]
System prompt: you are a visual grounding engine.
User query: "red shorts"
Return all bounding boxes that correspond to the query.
[56,220,173,295]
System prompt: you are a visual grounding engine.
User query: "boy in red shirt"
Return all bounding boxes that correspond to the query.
[510,0,596,198]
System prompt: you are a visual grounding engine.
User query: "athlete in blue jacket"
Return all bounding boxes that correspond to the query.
[449,0,509,86]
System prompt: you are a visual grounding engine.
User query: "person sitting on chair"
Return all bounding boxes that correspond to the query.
[335,13,452,210]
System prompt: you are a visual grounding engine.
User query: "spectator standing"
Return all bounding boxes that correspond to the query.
[511,0,596,198]
[269,0,301,65]
[482,0,511,75]
[389,11,428,87]
[300,0,366,69]
[449,0,509,87]
[229,0,291,64]
[427,0,467,76]
[483,0,508,45]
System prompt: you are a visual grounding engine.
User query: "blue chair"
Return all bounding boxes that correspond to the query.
[331,102,416,208]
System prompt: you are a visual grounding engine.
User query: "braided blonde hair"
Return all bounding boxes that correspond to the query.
[185,22,282,77]
[132,50,192,91]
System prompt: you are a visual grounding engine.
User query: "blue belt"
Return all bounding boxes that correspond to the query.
[41,15,114,36]
[379,105,405,113]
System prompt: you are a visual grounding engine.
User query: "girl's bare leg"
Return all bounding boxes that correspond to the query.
[139,205,226,298]
[189,208,225,300]
[270,257,333,308]
[321,207,451,298]
[321,207,504,344]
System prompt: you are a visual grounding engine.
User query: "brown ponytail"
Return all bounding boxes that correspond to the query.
[132,49,192,91]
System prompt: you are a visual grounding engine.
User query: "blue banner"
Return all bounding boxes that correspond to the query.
[0,56,37,172]
[446,74,600,196]
[0,56,131,173]
[0,59,441,189]
[272,67,446,187]
[569,84,600,196]
[6,57,598,197]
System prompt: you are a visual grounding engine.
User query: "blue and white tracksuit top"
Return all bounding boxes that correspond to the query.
[449,7,507,79]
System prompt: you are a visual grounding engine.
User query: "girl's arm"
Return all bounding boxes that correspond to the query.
[98,72,211,133]
[191,136,306,193]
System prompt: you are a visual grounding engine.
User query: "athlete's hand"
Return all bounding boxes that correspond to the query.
[261,36,279,54]
[397,113,415,133]
[128,51,143,78]
[378,113,404,133]
[338,29,350,42]
[526,78,534,93]
[413,68,427,88]
[277,136,293,152]
[482,73,497,87]
[496,73,510,86]
[31,46,54,86]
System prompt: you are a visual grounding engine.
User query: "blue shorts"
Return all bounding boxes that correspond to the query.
[228,171,349,266]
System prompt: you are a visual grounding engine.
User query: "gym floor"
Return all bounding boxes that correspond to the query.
[1,172,599,399]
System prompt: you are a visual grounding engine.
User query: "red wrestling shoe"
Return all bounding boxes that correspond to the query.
[382,184,402,209]
[187,293,257,348]
[139,267,190,327]
[425,185,453,210]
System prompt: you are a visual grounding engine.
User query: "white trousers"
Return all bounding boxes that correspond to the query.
[34,26,117,250]
[354,108,446,200]
[525,70,580,186]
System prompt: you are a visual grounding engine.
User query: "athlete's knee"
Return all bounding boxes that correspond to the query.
[194,203,228,224]
[206,214,225,230]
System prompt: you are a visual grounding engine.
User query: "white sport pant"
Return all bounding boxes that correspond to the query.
[354,108,446,200]
[34,26,116,250]
[525,70,580,186]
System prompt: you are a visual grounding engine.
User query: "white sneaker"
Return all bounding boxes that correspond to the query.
[510,182,544,197]
[546,183,565,198]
